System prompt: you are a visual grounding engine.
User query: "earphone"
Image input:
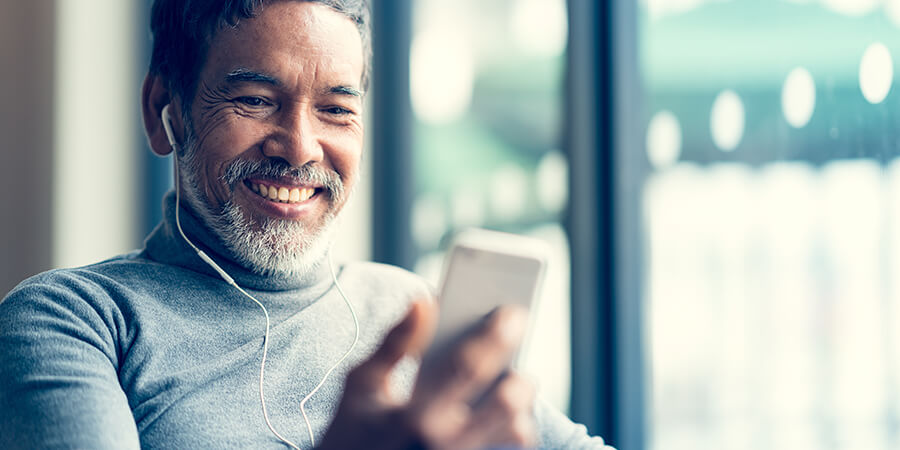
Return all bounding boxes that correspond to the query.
[161,104,359,449]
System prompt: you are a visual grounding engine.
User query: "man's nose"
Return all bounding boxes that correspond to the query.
[262,105,324,167]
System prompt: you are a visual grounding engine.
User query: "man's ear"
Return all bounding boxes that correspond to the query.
[141,73,184,156]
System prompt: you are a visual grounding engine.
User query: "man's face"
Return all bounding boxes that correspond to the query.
[178,1,365,277]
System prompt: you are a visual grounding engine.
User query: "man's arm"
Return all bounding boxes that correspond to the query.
[0,276,140,449]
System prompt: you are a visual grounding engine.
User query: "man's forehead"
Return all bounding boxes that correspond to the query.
[202,2,364,88]
[210,2,362,58]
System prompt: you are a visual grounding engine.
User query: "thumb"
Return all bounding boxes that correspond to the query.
[346,299,437,397]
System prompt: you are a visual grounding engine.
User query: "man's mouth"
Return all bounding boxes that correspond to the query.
[245,180,320,204]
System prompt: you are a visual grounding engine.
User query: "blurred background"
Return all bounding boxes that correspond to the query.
[1,0,898,449]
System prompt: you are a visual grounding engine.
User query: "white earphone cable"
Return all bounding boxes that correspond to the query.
[167,105,359,449]
[301,251,360,448]
[175,161,301,449]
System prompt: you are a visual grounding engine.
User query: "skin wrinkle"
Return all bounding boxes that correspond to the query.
[195,83,234,117]
[189,85,235,208]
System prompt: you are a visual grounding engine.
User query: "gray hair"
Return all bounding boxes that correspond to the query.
[149,0,371,103]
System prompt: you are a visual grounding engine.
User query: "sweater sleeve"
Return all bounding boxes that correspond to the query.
[535,398,616,449]
[0,273,140,449]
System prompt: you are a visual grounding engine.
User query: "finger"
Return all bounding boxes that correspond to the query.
[454,412,536,450]
[456,372,537,448]
[472,372,536,419]
[346,299,437,397]
[416,305,528,406]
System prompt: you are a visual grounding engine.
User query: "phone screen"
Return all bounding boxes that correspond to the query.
[428,244,545,364]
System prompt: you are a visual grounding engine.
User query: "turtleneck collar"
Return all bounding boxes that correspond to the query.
[143,191,332,292]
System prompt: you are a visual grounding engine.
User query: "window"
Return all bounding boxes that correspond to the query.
[637,1,900,449]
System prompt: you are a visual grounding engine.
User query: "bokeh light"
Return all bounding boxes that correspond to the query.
[859,42,894,104]
[410,27,475,124]
[510,0,567,58]
[646,110,683,169]
[782,67,817,129]
[710,90,745,152]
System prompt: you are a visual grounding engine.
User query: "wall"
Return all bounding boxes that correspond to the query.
[1,0,142,295]
[0,1,56,294]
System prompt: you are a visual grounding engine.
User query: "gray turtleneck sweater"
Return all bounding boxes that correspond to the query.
[0,193,610,449]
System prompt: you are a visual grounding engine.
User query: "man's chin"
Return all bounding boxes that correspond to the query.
[179,168,341,280]
[206,199,338,280]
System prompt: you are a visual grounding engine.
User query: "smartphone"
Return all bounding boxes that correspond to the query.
[424,228,549,369]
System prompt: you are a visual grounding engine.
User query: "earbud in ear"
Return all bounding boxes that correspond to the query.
[161,104,179,150]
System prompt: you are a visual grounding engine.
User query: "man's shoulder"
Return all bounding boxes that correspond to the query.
[332,261,434,343]
[1,250,167,313]
[0,253,134,341]
[337,261,434,297]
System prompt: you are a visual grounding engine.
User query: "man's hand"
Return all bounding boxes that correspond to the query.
[317,300,537,450]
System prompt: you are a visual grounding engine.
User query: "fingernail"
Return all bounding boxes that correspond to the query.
[501,306,529,343]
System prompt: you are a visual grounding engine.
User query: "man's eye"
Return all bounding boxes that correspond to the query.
[235,96,267,107]
[322,106,352,115]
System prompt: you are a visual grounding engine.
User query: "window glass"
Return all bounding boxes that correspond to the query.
[410,0,571,411]
[639,1,900,448]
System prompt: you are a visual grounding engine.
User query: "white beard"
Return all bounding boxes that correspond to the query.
[208,194,339,279]
[176,130,345,281]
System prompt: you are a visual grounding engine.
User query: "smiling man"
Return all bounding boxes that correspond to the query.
[0,1,611,449]
[155,0,365,280]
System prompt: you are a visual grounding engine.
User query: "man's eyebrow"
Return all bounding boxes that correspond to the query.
[224,68,282,87]
[223,70,361,97]
[328,85,363,98]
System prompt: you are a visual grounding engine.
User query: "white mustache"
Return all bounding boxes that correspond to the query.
[222,159,344,203]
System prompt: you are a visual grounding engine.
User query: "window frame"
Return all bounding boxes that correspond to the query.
[371,0,416,269]
[565,0,646,448]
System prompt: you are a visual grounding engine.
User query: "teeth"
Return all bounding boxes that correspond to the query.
[250,182,317,204]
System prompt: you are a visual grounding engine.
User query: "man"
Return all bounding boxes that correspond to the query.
[0,0,611,448]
